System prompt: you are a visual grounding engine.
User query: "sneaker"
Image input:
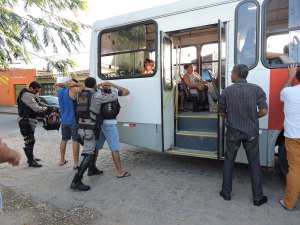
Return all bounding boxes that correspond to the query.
[279,200,293,211]
[253,196,268,206]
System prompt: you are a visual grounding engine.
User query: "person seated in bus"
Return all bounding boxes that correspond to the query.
[178,80,186,112]
[183,63,217,112]
[142,58,155,75]
[279,44,292,64]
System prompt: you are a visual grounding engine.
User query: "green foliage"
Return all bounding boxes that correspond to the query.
[0,0,90,77]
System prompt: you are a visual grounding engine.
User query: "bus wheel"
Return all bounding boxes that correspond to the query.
[278,141,288,177]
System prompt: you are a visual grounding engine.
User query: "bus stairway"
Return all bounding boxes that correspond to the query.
[171,112,218,156]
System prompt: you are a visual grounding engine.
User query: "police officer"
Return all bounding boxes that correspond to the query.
[70,77,118,191]
[17,81,48,168]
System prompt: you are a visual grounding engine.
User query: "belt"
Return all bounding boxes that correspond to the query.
[79,124,98,130]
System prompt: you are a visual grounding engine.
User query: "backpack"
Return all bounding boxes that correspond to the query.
[42,107,61,131]
[76,90,94,120]
[101,100,121,119]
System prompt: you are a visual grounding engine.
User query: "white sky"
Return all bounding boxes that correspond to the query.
[14,0,180,71]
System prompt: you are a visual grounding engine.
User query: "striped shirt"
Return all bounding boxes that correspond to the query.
[218,79,268,135]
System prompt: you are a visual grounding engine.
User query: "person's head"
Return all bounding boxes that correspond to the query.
[84,77,96,89]
[231,64,249,82]
[283,45,289,54]
[28,81,42,95]
[184,63,194,74]
[144,58,155,73]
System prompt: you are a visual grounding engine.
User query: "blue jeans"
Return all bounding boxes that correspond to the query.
[221,127,263,201]
[96,124,119,152]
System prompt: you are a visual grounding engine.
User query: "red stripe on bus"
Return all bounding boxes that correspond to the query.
[269,68,299,130]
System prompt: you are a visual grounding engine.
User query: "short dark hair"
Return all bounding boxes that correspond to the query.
[84,77,96,88]
[144,58,155,66]
[184,63,192,70]
[232,64,249,79]
[296,68,300,82]
[71,78,79,83]
[29,81,41,89]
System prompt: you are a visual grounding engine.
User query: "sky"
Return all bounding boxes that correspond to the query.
[13,0,181,72]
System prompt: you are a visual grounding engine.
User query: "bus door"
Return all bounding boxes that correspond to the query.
[218,20,226,159]
[160,31,174,150]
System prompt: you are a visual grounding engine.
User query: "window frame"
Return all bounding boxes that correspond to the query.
[262,0,300,68]
[234,0,260,70]
[98,20,158,80]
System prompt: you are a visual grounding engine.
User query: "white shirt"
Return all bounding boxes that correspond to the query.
[280,84,300,138]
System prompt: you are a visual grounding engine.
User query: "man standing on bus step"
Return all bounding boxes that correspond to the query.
[218,64,268,206]
[279,64,300,211]
[55,79,85,169]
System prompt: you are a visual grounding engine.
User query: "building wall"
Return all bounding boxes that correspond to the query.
[0,69,89,106]
[0,69,37,106]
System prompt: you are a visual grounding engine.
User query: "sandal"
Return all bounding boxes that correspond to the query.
[209,108,218,113]
[59,159,68,166]
[179,108,188,112]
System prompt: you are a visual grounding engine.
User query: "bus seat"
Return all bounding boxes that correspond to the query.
[180,76,206,112]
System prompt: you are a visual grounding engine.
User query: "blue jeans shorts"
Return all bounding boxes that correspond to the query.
[96,124,119,152]
[61,124,79,141]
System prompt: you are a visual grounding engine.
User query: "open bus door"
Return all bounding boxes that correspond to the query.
[218,20,226,159]
[160,31,174,151]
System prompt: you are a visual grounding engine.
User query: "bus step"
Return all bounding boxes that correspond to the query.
[177,113,218,132]
[175,131,218,151]
[166,148,218,159]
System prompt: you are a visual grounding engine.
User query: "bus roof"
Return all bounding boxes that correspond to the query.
[92,0,242,30]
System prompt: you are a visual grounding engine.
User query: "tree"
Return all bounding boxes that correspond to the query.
[0,0,90,79]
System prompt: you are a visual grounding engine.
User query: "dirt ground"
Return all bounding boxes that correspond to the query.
[0,186,100,225]
[0,114,300,225]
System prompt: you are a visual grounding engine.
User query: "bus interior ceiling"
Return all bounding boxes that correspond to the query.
[168,24,218,47]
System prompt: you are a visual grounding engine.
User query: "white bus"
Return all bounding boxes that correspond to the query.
[89,0,300,173]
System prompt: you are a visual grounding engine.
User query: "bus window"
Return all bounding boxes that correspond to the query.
[162,36,173,91]
[172,46,197,75]
[99,21,157,79]
[202,43,218,80]
[235,0,259,69]
[263,0,300,67]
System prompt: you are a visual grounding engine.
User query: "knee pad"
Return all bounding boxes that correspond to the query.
[25,135,35,148]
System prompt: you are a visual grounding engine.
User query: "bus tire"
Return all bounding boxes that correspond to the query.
[278,141,288,177]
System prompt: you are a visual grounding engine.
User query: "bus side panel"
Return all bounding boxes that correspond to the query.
[268,68,288,130]
[268,68,300,130]
[118,123,162,151]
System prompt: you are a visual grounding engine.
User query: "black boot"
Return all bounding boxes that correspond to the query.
[24,147,42,168]
[88,164,103,176]
[88,151,103,176]
[28,158,42,168]
[27,157,41,163]
[70,174,90,191]
[70,154,93,191]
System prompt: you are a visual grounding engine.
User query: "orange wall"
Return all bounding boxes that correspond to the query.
[0,69,37,106]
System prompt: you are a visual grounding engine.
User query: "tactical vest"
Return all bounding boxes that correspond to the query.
[17,88,38,119]
[76,90,103,124]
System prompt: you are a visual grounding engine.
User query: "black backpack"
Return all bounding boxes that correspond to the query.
[42,107,61,131]
[76,90,94,120]
[101,100,121,119]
